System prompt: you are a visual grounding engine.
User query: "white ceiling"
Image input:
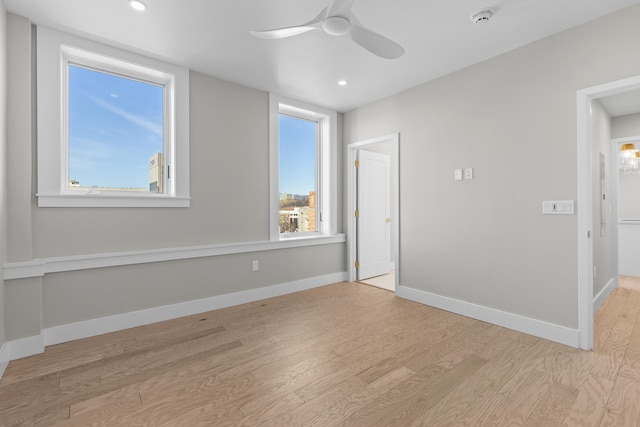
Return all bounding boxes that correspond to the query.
[5,0,640,112]
[600,90,640,118]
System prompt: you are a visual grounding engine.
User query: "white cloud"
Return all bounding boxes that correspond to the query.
[89,95,163,137]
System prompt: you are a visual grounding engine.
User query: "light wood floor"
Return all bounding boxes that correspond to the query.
[2,278,640,426]
[359,271,395,292]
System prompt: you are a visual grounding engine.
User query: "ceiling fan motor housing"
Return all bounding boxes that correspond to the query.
[323,16,351,35]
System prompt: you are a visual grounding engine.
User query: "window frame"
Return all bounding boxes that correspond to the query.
[269,94,338,240]
[36,26,190,207]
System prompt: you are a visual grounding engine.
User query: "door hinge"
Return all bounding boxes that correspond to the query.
[167,165,171,179]
[386,217,391,223]
[355,160,360,167]
[355,210,360,218]
[355,261,360,268]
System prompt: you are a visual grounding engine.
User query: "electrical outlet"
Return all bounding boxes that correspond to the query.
[464,168,474,180]
[454,169,463,181]
[252,260,259,271]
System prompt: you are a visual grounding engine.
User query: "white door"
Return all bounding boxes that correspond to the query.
[357,150,392,280]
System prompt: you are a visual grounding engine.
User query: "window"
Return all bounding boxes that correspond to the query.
[37,27,190,207]
[278,114,318,233]
[67,64,165,193]
[270,94,337,239]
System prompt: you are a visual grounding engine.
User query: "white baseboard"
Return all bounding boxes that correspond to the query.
[8,334,45,360]
[0,342,9,379]
[0,271,341,353]
[593,277,616,314]
[396,285,580,348]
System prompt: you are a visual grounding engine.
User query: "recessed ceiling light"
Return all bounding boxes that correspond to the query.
[338,80,347,86]
[128,0,147,11]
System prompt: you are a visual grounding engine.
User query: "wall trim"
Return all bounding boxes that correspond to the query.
[4,234,346,280]
[396,285,580,348]
[4,271,347,362]
[593,278,616,314]
[7,334,45,360]
[0,342,8,379]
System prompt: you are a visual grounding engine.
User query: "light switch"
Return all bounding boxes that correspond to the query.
[542,200,574,215]
[464,168,474,180]
[564,201,574,213]
[454,169,463,181]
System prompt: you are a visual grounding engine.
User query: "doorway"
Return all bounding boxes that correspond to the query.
[346,134,400,292]
[612,137,640,280]
[578,75,640,350]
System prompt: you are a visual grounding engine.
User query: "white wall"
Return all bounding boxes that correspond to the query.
[3,16,346,354]
[344,4,640,331]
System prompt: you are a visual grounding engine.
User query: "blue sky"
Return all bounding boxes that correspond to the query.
[279,114,316,196]
[68,65,163,189]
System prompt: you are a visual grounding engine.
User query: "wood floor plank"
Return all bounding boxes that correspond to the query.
[340,354,487,426]
[446,391,508,426]
[599,375,640,426]
[523,381,579,426]
[493,378,553,426]
[412,338,548,426]
[562,374,614,427]
[272,376,367,426]
[591,317,634,381]
[304,366,416,426]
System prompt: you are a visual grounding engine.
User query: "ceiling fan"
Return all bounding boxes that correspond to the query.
[250,0,405,60]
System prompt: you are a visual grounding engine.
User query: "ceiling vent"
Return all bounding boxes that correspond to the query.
[471,8,494,24]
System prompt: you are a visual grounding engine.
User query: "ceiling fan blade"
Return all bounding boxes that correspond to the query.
[326,0,354,18]
[250,26,318,39]
[250,8,326,39]
[349,18,405,59]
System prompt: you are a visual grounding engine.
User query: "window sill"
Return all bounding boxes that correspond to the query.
[36,193,191,208]
[280,232,325,240]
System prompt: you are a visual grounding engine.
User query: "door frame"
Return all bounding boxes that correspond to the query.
[346,133,400,288]
[577,74,640,350]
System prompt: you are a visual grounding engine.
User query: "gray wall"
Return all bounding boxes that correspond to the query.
[5,15,345,339]
[30,70,271,258]
[344,4,640,329]
[0,2,8,349]
[591,100,614,296]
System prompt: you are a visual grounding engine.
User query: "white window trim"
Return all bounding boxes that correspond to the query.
[36,26,190,208]
[269,94,337,240]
